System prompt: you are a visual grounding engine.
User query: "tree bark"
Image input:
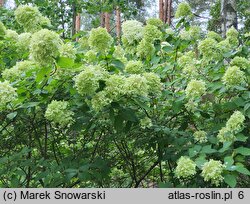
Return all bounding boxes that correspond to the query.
[116,7,121,42]
[100,12,105,27]
[0,0,4,7]
[75,13,81,32]
[72,2,77,37]
[221,0,238,37]
[167,0,172,25]
[105,12,111,32]
[163,0,168,23]
[159,0,164,21]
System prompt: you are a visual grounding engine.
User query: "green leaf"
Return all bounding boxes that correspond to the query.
[235,133,248,142]
[189,145,201,158]
[7,111,17,120]
[224,156,234,169]
[224,174,237,187]
[195,156,207,169]
[57,57,74,68]
[111,59,125,71]
[120,108,137,122]
[235,165,250,176]
[235,147,250,156]
[20,102,40,109]
[114,115,124,132]
[201,145,217,154]
[36,66,51,83]
[219,142,232,153]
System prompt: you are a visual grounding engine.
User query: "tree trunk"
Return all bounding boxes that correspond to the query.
[163,0,168,23]
[159,0,164,21]
[221,0,237,37]
[167,0,172,25]
[116,7,121,42]
[105,12,111,32]
[72,2,77,37]
[100,12,105,27]
[75,13,81,32]
[0,0,4,7]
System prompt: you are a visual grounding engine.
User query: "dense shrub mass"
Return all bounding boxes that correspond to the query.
[0,4,250,188]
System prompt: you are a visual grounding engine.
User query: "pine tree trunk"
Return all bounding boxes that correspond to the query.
[105,12,111,32]
[100,12,105,27]
[0,0,4,7]
[167,0,172,25]
[72,2,77,37]
[76,13,81,32]
[159,0,164,21]
[116,7,121,42]
[221,0,238,37]
[163,0,168,23]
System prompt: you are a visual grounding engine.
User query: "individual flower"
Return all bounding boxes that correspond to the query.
[143,72,163,95]
[175,2,193,18]
[175,156,196,179]
[0,81,17,109]
[207,31,222,42]
[121,20,144,46]
[143,24,162,43]
[140,117,152,129]
[146,18,164,29]
[137,39,155,59]
[201,159,225,186]
[124,74,149,97]
[125,60,144,74]
[222,66,246,87]
[88,27,113,53]
[185,80,206,98]
[0,21,6,37]
[45,100,74,127]
[2,60,37,81]
[59,43,76,59]
[5,29,18,41]
[14,5,44,32]
[230,56,250,70]
[30,29,62,65]
[74,65,107,96]
[194,131,207,143]
[16,32,32,52]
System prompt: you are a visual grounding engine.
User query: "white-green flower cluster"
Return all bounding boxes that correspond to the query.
[91,91,112,112]
[88,27,113,53]
[74,65,107,96]
[143,72,163,95]
[194,130,207,143]
[59,43,77,60]
[30,29,62,65]
[125,60,144,74]
[140,117,152,129]
[45,100,74,127]
[198,38,221,61]
[179,26,201,41]
[137,39,155,59]
[175,2,193,18]
[124,74,149,97]
[113,46,127,64]
[185,80,206,98]
[0,21,6,37]
[5,29,18,41]
[14,5,50,32]
[207,31,222,42]
[0,81,17,109]
[16,32,32,52]
[230,56,250,70]
[226,27,239,46]
[175,156,196,179]
[85,50,97,63]
[122,20,144,46]
[146,18,164,29]
[104,74,125,100]
[2,60,37,81]
[217,111,245,143]
[165,28,175,35]
[178,51,196,67]
[222,66,246,87]
[143,24,162,43]
[201,159,225,186]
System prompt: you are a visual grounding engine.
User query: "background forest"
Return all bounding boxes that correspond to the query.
[0,0,250,188]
